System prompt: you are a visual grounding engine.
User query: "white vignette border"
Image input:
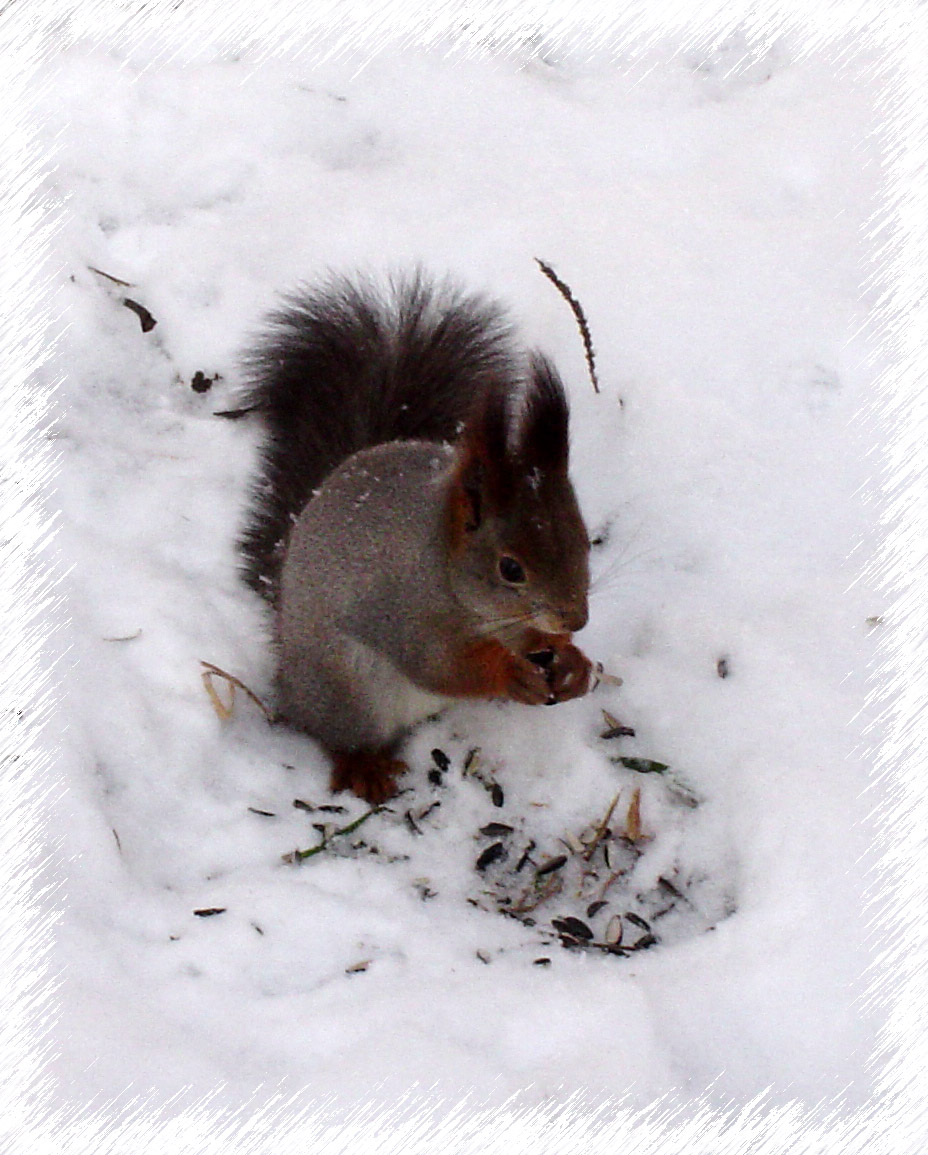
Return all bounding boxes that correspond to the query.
[1,0,926,1151]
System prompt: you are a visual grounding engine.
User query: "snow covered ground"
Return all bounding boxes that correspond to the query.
[6,14,914,1148]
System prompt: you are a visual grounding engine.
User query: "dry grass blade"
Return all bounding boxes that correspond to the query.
[583,791,621,862]
[200,661,275,723]
[626,788,642,842]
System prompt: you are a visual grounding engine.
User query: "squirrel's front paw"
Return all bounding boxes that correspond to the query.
[527,640,592,703]
[502,652,558,706]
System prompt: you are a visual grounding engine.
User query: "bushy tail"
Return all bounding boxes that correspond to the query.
[238,270,518,598]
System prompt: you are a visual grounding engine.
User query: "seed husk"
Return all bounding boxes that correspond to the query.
[535,854,568,877]
[604,915,623,945]
[476,842,507,872]
[552,916,594,941]
[479,822,515,838]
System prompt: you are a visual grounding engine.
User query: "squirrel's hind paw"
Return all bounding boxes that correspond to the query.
[330,749,408,804]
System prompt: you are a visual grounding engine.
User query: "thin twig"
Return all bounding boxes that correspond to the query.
[88,265,134,288]
[535,258,600,393]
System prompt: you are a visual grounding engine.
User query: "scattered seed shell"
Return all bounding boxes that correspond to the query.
[586,900,608,919]
[480,822,515,838]
[552,916,594,941]
[431,748,451,772]
[463,748,482,775]
[476,842,507,872]
[604,915,624,945]
[535,854,568,877]
[615,756,670,774]
[562,832,585,855]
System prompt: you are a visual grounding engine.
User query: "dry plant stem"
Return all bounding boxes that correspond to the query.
[583,791,621,863]
[535,258,600,394]
[200,661,276,723]
[510,872,564,915]
[285,804,386,863]
[88,265,134,287]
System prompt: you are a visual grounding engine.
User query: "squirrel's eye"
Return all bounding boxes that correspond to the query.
[498,555,526,584]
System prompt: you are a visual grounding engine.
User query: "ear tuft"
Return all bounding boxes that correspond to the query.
[519,352,570,473]
[447,378,514,541]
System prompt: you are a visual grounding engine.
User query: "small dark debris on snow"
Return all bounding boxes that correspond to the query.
[428,768,444,786]
[600,709,635,740]
[346,960,370,975]
[248,807,276,818]
[552,916,594,941]
[431,748,450,773]
[587,900,608,919]
[601,724,636,740]
[122,297,157,332]
[318,803,347,814]
[476,842,507,872]
[535,854,568,877]
[533,957,552,966]
[716,656,730,679]
[193,907,226,918]
[490,783,505,808]
[476,950,491,965]
[614,756,670,775]
[479,822,515,838]
[625,912,651,932]
[190,371,221,394]
[514,840,536,872]
[292,798,315,812]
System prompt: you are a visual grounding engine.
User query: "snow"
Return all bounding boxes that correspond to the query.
[14,22,903,1143]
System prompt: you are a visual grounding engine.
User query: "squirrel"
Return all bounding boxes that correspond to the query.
[238,270,593,804]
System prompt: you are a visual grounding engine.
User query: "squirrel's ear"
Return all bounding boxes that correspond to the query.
[447,383,511,539]
[519,353,570,474]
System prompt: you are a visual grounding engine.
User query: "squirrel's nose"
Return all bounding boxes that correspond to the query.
[562,603,588,633]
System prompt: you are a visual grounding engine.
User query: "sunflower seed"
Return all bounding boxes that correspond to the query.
[552,916,594,941]
[480,822,515,837]
[604,915,623,945]
[476,842,507,871]
[535,854,568,877]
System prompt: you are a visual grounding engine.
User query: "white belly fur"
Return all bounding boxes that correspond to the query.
[342,636,450,741]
